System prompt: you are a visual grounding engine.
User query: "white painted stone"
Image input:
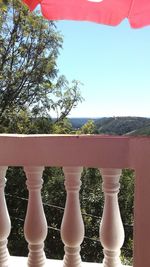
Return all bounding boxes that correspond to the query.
[0,167,11,267]
[24,167,48,267]
[61,167,84,267]
[10,256,131,267]
[99,169,125,267]
[0,134,140,266]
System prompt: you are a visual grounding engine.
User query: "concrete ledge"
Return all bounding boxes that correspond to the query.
[10,256,131,267]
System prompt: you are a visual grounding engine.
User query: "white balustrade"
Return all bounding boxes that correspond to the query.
[0,166,11,267]
[1,135,147,267]
[99,168,125,267]
[24,166,47,267]
[61,167,84,267]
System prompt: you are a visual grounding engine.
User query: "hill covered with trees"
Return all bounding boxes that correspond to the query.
[95,116,150,135]
[69,116,150,136]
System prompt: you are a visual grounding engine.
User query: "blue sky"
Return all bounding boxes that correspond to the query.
[56,20,150,118]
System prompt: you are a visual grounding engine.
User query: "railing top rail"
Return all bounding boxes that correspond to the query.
[0,134,150,168]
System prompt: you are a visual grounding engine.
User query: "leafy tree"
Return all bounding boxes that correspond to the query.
[52,117,73,134]
[0,108,54,133]
[0,0,82,121]
[0,0,8,10]
[77,120,97,134]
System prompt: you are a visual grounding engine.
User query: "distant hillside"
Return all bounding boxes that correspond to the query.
[128,125,150,136]
[68,116,150,135]
[69,118,98,129]
[95,117,150,135]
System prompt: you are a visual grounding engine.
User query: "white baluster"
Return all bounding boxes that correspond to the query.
[24,167,47,267]
[61,167,84,267]
[99,168,124,267]
[0,166,11,267]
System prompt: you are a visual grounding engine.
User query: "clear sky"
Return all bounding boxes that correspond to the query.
[56,19,150,118]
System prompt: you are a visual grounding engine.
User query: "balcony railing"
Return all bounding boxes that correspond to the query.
[0,134,150,267]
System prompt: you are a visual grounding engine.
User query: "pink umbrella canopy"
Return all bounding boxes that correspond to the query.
[22,0,150,28]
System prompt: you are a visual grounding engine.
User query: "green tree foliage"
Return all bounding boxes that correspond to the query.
[52,118,73,134]
[6,167,28,256]
[0,0,8,10]
[0,0,82,122]
[0,108,54,134]
[77,120,97,134]
[80,168,103,262]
